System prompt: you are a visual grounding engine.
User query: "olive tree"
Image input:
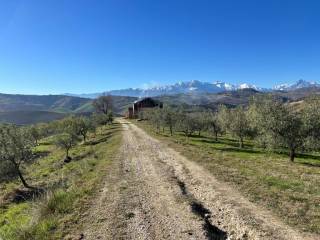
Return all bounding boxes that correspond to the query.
[92,113,109,126]
[0,161,17,182]
[37,123,51,138]
[217,105,250,147]
[176,112,197,138]
[227,106,252,148]
[59,116,81,136]
[46,120,61,136]
[75,116,95,142]
[216,105,230,134]
[162,107,177,136]
[145,108,162,133]
[107,112,114,124]
[189,112,207,136]
[55,133,80,162]
[0,124,34,188]
[205,111,223,141]
[250,96,304,161]
[302,97,320,151]
[29,125,41,145]
[55,117,83,161]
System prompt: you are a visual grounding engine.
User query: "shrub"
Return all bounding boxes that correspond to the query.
[40,190,76,215]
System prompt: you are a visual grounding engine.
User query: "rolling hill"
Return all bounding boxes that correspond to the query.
[156,88,266,109]
[0,94,137,124]
[156,87,320,109]
[0,111,66,125]
[0,93,92,113]
[1,85,320,125]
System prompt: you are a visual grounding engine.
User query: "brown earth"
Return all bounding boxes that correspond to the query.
[75,120,317,240]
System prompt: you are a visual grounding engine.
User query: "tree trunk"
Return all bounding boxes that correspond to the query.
[170,126,173,136]
[289,148,295,162]
[185,131,190,140]
[66,148,69,158]
[83,134,86,142]
[187,130,192,138]
[198,130,201,136]
[239,137,244,148]
[17,169,31,188]
[12,162,31,188]
[215,131,218,141]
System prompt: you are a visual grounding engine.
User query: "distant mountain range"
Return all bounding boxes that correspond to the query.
[66,79,320,98]
[273,79,320,91]
[0,79,320,125]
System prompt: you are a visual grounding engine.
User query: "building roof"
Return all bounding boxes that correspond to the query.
[133,97,158,104]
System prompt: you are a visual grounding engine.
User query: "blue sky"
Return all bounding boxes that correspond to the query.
[0,0,320,94]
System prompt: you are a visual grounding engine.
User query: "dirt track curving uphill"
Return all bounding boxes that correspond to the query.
[79,119,316,240]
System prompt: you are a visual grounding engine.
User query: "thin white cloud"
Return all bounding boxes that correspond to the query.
[140,80,162,90]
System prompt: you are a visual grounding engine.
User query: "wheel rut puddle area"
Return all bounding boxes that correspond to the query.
[172,175,228,240]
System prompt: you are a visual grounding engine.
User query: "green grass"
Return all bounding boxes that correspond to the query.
[43,190,77,214]
[73,101,94,113]
[135,120,320,234]
[0,123,122,240]
[0,203,30,239]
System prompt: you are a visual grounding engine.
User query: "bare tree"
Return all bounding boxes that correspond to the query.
[92,95,113,115]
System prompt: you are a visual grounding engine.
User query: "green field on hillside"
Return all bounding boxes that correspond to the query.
[0,94,137,125]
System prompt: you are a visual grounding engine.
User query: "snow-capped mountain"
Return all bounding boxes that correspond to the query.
[238,83,257,90]
[273,79,320,91]
[66,80,234,98]
[91,80,265,98]
[66,79,320,98]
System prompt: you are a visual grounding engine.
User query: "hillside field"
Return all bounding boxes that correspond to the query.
[0,94,137,124]
[0,123,122,239]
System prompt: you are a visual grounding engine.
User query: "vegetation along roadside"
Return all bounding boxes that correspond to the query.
[132,95,320,234]
[0,111,122,240]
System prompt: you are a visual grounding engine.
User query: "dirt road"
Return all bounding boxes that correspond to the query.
[79,120,315,240]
